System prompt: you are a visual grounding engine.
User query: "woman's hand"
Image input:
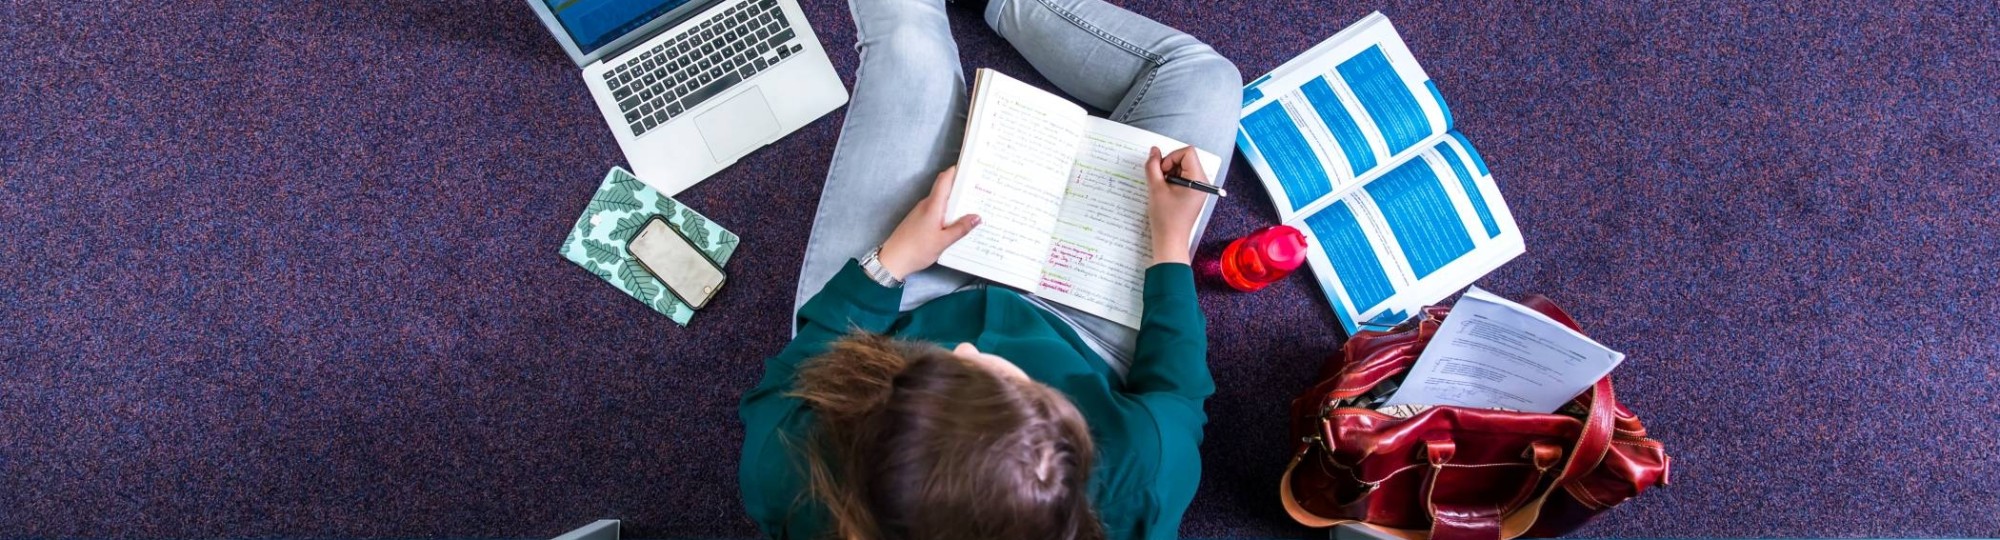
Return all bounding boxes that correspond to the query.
[878,167,982,279]
[1145,146,1210,265]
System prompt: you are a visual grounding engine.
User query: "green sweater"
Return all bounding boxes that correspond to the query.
[739,260,1213,540]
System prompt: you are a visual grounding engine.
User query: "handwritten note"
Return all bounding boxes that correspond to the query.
[1036,133,1156,327]
[940,75,1087,290]
[1034,119,1222,327]
[936,70,1220,329]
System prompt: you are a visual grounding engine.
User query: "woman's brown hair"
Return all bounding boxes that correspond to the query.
[789,333,1103,540]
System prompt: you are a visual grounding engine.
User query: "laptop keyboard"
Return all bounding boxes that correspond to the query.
[605,0,806,138]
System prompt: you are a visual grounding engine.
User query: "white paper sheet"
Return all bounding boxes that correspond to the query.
[1382,287,1624,413]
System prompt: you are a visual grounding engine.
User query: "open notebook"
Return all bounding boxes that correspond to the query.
[1238,12,1524,335]
[940,69,1222,329]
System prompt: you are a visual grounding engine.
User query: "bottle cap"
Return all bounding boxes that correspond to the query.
[1264,225,1308,271]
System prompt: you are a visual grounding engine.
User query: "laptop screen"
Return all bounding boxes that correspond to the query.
[544,0,699,54]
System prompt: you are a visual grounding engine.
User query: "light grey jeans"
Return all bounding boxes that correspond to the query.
[794,0,1241,370]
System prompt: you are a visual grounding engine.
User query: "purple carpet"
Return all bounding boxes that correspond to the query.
[4,0,1997,538]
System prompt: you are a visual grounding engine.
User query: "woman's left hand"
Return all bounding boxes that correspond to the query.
[878,167,982,279]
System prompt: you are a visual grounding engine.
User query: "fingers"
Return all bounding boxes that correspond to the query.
[930,166,957,202]
[927,166,958,216]
[1166,146,1206,181]
[932,166,957,195]
[944,213,982,241]
[1146,146,1166,185]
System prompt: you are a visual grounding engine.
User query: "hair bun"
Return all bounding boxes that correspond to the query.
[791,332,922,424]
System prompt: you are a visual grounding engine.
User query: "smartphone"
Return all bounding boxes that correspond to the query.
[627,215,727,310]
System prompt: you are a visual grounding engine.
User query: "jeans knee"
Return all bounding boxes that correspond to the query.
[1157,42,1242,116]
[853,0,956,67]
[1170,43,1243,90]
[872,27,948,57]
[855,0,948,29]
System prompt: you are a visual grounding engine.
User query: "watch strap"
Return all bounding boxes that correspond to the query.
[859,247,904,288]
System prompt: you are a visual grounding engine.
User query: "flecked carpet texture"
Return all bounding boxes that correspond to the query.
[4,0,1997,538]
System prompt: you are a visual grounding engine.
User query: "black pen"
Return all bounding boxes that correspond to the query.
[1166,175,1227,198]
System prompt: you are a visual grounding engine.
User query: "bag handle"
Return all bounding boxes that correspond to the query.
[1421,438,1563,540]
[1406,380,1617,540]
[1519,295,1618,489]
[1282,441,1572,540]
[1281,450,1429,540]
[1557,377,1617,488]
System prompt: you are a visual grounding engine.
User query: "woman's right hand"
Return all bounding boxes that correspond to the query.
[1145,146,1210,265]
[877,167,982,279]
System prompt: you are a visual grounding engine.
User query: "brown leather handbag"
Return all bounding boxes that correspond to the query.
[1281,296,1671,540]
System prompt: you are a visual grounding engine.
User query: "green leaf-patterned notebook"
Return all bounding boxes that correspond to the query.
[561,167,740,326]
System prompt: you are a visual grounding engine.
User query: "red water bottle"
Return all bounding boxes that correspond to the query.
[1220,225,1308,292]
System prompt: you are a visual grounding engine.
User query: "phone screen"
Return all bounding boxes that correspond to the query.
[628,216,727,309]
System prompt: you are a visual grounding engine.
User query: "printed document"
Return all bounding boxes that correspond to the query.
[1382,287,1624,413]
[1236,12,1523,335]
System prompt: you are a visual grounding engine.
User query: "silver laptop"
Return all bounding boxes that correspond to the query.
[529,0,849,196]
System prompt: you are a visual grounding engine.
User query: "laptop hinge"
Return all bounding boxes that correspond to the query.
[601,0,729,62]
[602,32,655,63]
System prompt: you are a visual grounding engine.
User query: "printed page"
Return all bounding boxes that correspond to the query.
[1382,287,1624,413]
[1234,12,1521,335]
[1288,135,1522,335]
[1036,117,1221,329]
[939,70,1089,290]
[1237,12,1454,221]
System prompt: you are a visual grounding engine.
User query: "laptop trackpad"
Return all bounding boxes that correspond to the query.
[696,87,780,162]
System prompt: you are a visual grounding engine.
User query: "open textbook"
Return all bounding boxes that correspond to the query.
[1237,12,1523,335]
[940,69,1222,329]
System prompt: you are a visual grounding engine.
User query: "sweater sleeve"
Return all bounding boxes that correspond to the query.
[739,260,902,538]
[1124,263,1214,540]
[1125,263,1215,402]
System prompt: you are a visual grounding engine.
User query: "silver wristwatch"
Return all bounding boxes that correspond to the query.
[858,246,904,288]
